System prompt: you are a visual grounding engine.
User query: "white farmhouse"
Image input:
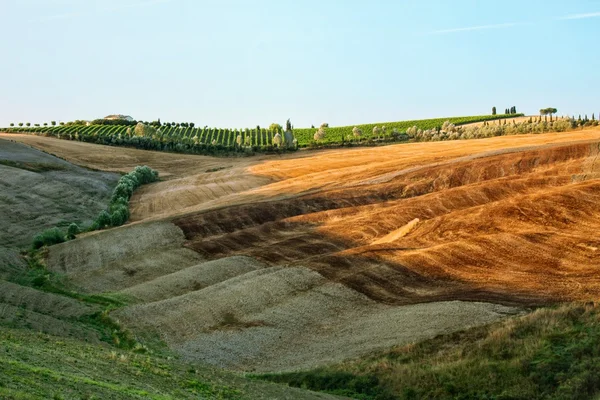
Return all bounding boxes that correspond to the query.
[104,114,134,122]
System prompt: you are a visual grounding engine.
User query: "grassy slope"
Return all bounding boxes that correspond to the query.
[0,141,341,400]
[0,260,344,400]
[258,303,600,400]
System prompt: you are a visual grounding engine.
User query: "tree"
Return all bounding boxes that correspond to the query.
[51,121,56,126]
[95,210,111,229]
[26,122,30,127]
[352,126,362,141]
[190,122,195,128]
[314,126,326,141]
[9,123,14,127]
[269,122,283,132]
[18,123,23,127]
[492,107,497,115]
[285,119,292,132]
[373,126,382,138]
[543,107,557,122]
[43,123,48,126]
[66,223,80,240]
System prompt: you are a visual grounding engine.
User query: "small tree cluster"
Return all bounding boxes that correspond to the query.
[269,123,283,133]
[32,228,66,249]
[540,107,558,122]
[92,166,159,230]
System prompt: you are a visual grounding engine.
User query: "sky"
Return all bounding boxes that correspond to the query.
[1,0,599,128]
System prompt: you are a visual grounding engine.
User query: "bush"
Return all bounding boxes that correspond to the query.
[66,223,80,240]
[110,206,129,227]
[32,228,65,249]
[112,183,134,201]
[132,165,159,185]
[95,210,111,229]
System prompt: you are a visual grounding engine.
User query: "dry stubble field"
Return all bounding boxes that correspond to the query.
[5,127,600,371]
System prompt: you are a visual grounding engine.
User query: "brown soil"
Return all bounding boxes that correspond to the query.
[24,126,600,371]
[175,129,600,306]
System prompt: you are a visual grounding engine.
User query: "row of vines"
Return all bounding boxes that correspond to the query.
[294,114,524,145]
[2,113,523,154]
[4,124,292,154]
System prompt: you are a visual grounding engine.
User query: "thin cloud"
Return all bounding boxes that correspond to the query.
[426,9,600,36]
[559,11,600,20]
[427,22,519,35]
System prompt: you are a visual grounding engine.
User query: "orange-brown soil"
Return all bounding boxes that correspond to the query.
[174,129,600,306]
[6,129,600,306]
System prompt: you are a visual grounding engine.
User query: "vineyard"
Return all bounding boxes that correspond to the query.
[2,113,523,154]
[1,124,286,154]
[294,114,523,144]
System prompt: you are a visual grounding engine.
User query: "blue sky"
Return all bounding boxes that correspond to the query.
[1,0,599,128]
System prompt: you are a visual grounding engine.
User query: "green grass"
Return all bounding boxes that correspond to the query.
[1,252,339,400]
[0,327,243,400]
[294,114,524,146]
[257,303,600,400]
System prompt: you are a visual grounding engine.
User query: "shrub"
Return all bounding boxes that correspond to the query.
[314,127,326,141]
[132,166,158,184]
[269,123,283,132]
[110,206,129,227]
[32,228,65,249]
[66,223,80,240]
[112,183,134,201]
[95,210,112,229]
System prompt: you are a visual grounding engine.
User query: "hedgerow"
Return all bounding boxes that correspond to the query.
[91,166,159,230]
[30,166,159,249]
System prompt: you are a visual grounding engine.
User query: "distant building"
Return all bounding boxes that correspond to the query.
[104,114,134,122]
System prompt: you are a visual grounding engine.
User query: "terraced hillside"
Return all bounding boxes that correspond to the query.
[25,126,600,374]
